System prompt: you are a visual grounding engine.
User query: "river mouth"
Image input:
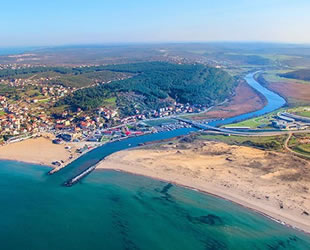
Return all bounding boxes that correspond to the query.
[1,72,310,249]
[54,72,286,185]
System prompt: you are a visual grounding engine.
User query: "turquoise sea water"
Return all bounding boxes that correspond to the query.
[1,160,310,250]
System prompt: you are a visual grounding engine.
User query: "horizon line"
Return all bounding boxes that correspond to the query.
[1,40,310,49]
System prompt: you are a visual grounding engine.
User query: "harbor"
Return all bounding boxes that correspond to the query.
[51,72,292,186]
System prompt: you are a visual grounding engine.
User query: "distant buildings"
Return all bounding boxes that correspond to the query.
[271,112,310,130]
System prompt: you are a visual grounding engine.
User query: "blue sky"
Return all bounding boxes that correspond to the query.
[1,0,310,46]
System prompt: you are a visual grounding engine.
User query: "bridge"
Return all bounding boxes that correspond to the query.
[174,117,310,137]
[174,117,253,135]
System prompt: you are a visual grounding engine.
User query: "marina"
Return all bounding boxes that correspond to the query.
[53,72,288,186]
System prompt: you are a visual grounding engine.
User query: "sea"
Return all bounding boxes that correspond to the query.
[0,160,310,250]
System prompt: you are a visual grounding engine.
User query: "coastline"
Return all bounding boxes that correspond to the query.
[1,134,310,235]
[96,142,310,235]
[98,167,310,235]
[0,136,97,168]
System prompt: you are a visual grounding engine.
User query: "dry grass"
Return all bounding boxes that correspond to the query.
[191,81,266,120]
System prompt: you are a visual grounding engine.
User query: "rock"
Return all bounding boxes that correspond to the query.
[226,157,233,162]
[279,202,284,209]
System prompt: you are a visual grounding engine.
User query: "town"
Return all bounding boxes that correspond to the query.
[0,64,205,148]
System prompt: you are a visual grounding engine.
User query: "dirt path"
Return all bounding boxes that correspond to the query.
[284,133,293,152]
[285,133,310,159]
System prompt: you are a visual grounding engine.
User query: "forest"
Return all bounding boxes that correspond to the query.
[56,62,236,116]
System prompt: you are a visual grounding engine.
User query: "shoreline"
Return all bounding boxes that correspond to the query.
[0,136,99,169]
[0,158,52,168]
[0,136,310,235]
[96,141,310,235]
[97,166,310,235]
[1,151,309,235]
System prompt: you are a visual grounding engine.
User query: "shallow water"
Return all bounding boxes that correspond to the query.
[0,160,310,250]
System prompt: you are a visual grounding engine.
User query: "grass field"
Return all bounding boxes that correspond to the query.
[286,106,310,118]
[145,118,176,126]
[288,133,310,157]
[224,116,272,129]
[262,70,310,85]
[102,97,117,108]
[295,111,310,118]
[222,108,285,129]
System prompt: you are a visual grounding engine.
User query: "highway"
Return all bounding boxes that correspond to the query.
[175,117,310,137]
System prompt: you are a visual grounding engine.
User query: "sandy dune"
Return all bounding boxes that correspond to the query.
[98,140,310,233]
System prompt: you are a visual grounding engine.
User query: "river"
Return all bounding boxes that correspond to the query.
[2,71,307,250]
[54,71,286,184]
[208,72,286,126]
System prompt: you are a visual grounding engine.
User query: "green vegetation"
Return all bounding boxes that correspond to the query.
[102,97,117,109]
[295,110,310,118]
[197,133,286,151]
[48,105,70,116]
[204,53,272,66]
[0,66,130,88]
[224,116,275,129]
[145,118,176,126]
[223,117,266,128]
[286,106,310,118]
[288,133,310,157]
[57,62,236,116]
[0,84,17,96]
[257,69,310,86]
[223,108,286,129]
[48,75,91,88]
[280,69,310,81]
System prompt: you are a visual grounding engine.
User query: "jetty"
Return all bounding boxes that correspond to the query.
[63,164,97,187]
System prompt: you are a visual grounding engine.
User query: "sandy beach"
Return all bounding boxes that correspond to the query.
[0,137,78,166]
[1,133,310,234]
[97,139,310,234]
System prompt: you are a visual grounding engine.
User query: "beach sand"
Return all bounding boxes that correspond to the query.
[97,140,310,233]
[0,136,79,167]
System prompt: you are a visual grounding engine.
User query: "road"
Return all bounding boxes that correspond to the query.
[175,117,310,137]
[284,133,310,159]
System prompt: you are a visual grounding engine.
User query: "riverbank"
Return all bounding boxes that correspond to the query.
[189,80,267,120]
[97,139,310,234]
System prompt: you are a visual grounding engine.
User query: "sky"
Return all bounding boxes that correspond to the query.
[1,0,310,47]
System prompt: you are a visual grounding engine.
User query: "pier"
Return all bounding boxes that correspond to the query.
[63,164,97,187]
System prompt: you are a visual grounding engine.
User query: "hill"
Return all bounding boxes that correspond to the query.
[279,69,310,81]
[0,66,131,88]
[56,62,236,116]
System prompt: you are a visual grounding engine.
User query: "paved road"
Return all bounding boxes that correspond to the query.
[175,117,310,137]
